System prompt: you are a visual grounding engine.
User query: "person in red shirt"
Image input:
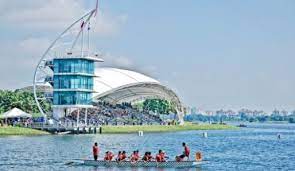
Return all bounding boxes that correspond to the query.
[92,142,99,161]
[104,151,114,161]
[121,151,127,161]
[116,151,122,161]
[182,142,190,159]
[130,151,139,162]
[160,151,166,162]
[156,150,166,162]
[135,150,140,161]
[147,152,153,161]
[142,152,149,161]
[104,152,108,161]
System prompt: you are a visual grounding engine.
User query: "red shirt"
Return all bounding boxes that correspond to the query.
[184,146,190,157]
[104,152,114,161]
[131,154,139,162]
[142,155,148,161]
[156,154,165,162]
[160,153,166,161]
[117,154,123,161]
[109,152,114,160]
[121,154,127,160]
[135,153,140,161]
[93,146,99,156]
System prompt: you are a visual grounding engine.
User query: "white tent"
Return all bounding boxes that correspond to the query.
[0,108,32,119]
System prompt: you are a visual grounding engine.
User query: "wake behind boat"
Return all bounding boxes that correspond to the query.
[83,160,203,168]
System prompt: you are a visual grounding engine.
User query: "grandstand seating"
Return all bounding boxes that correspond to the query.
[64,101,164,126]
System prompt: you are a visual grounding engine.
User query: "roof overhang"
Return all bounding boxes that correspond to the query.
[93,82,183,112]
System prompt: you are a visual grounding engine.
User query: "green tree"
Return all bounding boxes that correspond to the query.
[0,90,51,115]
[143,99,176,114]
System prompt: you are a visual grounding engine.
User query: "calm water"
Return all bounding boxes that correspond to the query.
[0,124,295,171]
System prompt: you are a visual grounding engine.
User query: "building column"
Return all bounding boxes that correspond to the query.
[85,108,88,126]
[77,108,80,127]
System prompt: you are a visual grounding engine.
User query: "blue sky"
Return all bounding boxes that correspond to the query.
[0,0,295,112]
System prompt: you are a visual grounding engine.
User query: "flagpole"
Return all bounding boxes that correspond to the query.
[88,23,90,57]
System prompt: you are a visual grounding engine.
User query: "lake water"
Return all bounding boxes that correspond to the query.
[0,123,295,171]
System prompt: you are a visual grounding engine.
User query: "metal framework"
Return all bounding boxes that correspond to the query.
[33,9,98,120]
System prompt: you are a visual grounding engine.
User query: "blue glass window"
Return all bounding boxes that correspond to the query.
[53,92,92,105]
[53,59,94,74]
[53,75,93,90]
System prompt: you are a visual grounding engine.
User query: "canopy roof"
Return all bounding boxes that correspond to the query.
[93,67,184,112]
[0,108,32,119]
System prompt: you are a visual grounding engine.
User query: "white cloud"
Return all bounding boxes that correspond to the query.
[93,13,128,36]
[102,53,134,68]
[19,38,51,56]
[0,0,127,35]
[1,0,84,30]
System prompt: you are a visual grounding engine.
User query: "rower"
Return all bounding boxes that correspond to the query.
[92,142,100,161]
[104,151,114,161]
[142,152,149,161]
[135,150,140,160]
[130,151,139,162]
[104,151,109,161]
[121,151,127,161]
[183,142,190,159]
[147,152,153,161]
[175,154,186,162]
[195,152,202,161]
[116,151,122,161]
[156,150,166,162]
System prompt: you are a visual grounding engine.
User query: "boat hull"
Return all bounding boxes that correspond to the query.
[83,160,202,168]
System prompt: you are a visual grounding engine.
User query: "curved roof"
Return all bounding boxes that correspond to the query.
[93,67,183,112]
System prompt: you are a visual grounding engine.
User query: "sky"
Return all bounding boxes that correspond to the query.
[0,0,295,112]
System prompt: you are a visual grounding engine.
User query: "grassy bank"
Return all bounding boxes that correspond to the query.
[0,126,49,136]
[101,123,237,134]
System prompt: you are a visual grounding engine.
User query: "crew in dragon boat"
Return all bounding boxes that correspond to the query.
[89,143,201,163]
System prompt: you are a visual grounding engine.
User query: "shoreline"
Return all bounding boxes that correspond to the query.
[0,126,49,136]
[0,123,236,136]
[101,123,237,134]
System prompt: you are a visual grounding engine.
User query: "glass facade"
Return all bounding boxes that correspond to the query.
[53,58,95,106]
[53,75,93,90]
[53,59,94,74]
[53,92,92,105]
